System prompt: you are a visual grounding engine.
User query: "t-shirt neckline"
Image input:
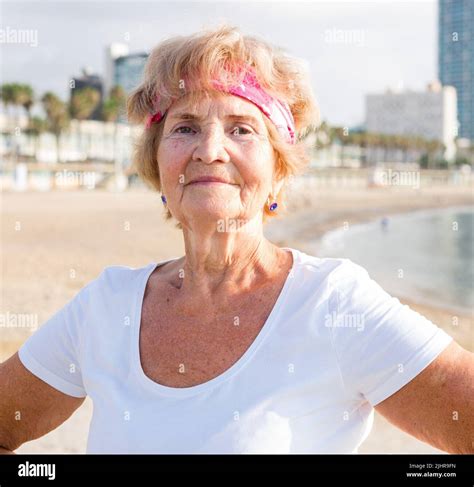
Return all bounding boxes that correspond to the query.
[131,247,300,398]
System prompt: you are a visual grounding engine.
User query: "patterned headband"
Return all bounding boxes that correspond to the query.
[145,68,296,144]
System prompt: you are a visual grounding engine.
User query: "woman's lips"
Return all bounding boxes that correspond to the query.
[189,181,231,185]
[187,179,238,186]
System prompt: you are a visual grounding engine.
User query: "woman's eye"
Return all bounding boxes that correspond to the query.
[231,126,253,136]
[173,125,253,135]
[174,126,194,134]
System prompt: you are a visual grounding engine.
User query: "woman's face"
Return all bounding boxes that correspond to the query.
[157,92,278,228]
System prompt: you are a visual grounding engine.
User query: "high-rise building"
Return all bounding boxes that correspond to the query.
[104,43,129,97]
[438,0,473,141]
[365,81,458,161]
[104,43,148,96]
[114,52,148,94]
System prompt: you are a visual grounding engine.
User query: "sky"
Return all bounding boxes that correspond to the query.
[0,0,438,127]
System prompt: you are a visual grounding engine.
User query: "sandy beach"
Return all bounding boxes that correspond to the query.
[1,184,472,454]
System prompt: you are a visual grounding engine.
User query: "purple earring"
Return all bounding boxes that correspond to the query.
[161,195,167,205]
[267,196,278,211]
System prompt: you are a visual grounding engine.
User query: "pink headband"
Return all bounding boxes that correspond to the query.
[145,69,296,144]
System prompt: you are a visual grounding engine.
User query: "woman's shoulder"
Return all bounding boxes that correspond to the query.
[293,247,366,286]
[75,261,158,301]
[285,248,372,313]
[100,262,155,284]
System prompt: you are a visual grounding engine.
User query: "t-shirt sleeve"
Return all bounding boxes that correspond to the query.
[328,260,454,406]
[17,275,101,398]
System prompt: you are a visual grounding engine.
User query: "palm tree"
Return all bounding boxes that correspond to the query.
[331,127,350,166]
[314,121,330,149]
[16,84,34,125]
[17,84,35,161]
[0,84,16,119]
[101,85,127,185]
[10,84,30,162]
[306,121,328,164]
[377,133,385,163]
[409,135,426,164]
[25,116,47,161]
[426,139,444,168]
[1,83,31,161]
[69,86,101,160]
[396,134,411,163]
[350,132,369,167]
[42,92,70,163]
[364,132,378,166]
[400,135,413,163]
[0,84,17,160]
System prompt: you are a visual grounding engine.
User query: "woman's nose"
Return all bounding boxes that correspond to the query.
[192,125,230,164]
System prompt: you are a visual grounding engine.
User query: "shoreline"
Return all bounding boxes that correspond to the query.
[314,204,473,318]
[265,186,473,328]
[268,187,473,250]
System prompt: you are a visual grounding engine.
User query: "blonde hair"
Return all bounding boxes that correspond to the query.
[127,24,320,228]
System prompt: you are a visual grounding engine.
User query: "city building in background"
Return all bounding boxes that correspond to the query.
[365,81,458,162]
[438,0,473,141]
[70,67,104,121]
[104,43,148,96]
[104,43,129,96]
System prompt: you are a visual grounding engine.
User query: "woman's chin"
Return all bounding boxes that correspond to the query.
[183,205,242,225]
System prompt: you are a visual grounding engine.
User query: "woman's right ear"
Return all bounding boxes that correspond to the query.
[127,85,155,125]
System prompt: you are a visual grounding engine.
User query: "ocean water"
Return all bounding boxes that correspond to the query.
[316,206,474,315]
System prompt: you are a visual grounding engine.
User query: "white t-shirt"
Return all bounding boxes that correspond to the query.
[18,247,453,454]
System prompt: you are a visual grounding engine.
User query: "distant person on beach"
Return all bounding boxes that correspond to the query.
[1,25,473,455]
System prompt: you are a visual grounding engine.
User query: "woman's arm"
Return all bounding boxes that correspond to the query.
[0,446,14,454]
[375,341,474,453]
[0,352,85,453]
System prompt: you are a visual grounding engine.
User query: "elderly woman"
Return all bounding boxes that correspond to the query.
[1,26,473,455]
